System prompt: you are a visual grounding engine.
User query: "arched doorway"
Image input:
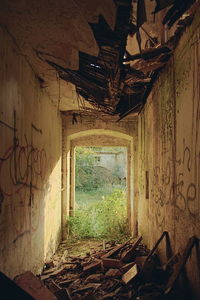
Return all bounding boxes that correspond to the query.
[62,129,136,239]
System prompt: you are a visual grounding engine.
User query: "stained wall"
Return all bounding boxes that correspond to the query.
[0,26,62,278]
[138,8,200,298]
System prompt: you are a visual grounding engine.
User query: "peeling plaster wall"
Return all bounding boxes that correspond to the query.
[138,9,200,298]
[0,27,62,278]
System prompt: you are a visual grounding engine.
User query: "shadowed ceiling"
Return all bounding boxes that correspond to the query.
[0,0,197,119]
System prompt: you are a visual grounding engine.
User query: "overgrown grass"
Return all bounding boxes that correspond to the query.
[67,189,129,240]
[75,184,116,207]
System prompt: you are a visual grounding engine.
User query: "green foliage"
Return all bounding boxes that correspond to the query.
[75,147,109,191]
[75,147,96,191]
[67,189,129,240]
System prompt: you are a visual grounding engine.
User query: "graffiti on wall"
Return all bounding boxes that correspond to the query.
[151,143,200,229]
[151,159,172,230]
[0,112,47,240]
[173,145,199,223]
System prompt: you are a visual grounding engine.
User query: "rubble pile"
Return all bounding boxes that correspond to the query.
[36,233,197,300]
[7,233,197,300]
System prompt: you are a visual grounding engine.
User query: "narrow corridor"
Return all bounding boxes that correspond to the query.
[0,0,200,299]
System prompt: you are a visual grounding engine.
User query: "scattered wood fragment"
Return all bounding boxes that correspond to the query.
[142,231,168,271]
[135,256,147,270]
[54,288,72,300]
[71,283,101,294]
[84,273,103,283]
[59,279,74,288]
[14,271,56,300]
[121,236,142,262]
[101,238,132,259]
[83,260,101,273]
[9,233,197,299]
[165,236,198,294]
[105,268,121,278]
[122,264,138,284]
[0,272,36,300]
[102,258,122,269]
[121,262,136,273]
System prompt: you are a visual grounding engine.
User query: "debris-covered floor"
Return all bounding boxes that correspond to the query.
[30,233,197,300]
[1,233,197,299]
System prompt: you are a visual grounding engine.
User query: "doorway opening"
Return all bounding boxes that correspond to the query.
[68,146,129,241]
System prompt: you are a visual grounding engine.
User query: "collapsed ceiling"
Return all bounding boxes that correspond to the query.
[0,0,198,119]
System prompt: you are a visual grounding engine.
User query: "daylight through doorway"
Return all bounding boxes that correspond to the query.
[68,146,129,240]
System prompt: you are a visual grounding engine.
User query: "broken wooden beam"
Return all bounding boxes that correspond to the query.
[121,236,143,262]
[101,239,132,259]
[165,236,198,295]
[14,271,57,300]
[123,46,171,62]
[0,272,36,300]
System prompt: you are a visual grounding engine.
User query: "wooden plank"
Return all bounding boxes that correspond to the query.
[83,260,101,274]
[101,239,132,259]
[121,262,135,273]
[102,258,122,269]
[14,271,56,300]
[0,272,36,300]
[122,264,137,284]
[142,231,168,270]
[165,236,197,294]
[121,236,143,262]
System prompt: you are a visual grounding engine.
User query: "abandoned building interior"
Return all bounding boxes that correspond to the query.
[0,0,200,299]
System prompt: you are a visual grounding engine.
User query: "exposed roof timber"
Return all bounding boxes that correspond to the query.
[44,0,199,119]
[0,0,198,116]
[123,45,172,62]
[47,0,132,115]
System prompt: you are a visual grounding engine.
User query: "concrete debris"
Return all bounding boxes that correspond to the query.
[3,233,197,299]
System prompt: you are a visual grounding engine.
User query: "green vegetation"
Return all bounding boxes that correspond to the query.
[68,189,129,240]
[75,186,113,208]
[75,146,126,191]
[70,147,128,240]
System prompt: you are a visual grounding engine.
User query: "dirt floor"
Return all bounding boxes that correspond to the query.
[51,238,114,265]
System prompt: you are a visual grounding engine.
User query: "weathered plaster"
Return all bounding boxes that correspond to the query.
[0,1,116,111]
[138,7,200,298]
[0,27,62,278]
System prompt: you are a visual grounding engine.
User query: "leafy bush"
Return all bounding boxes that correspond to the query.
[75,147,96,191]
[67,189,129,240]
[75,146,127,191]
